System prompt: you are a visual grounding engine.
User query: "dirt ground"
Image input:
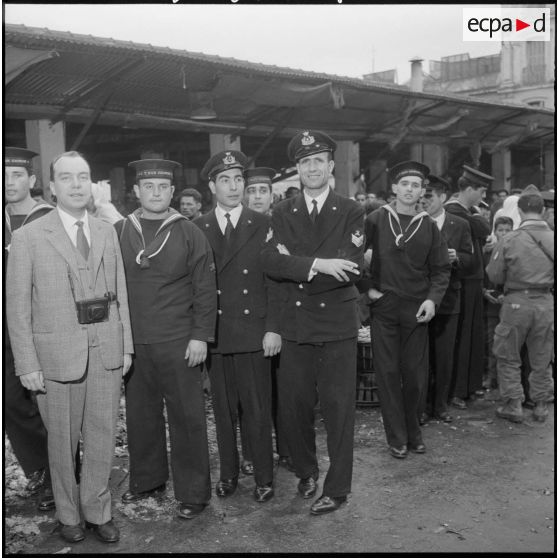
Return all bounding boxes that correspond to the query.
[4,389,555,554]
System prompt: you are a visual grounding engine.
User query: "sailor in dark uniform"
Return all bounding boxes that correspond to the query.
[364,161,450,459]
[261,130,365,515]
[194,152,281,503]
[116,158,217,520]
[444,165,493,408]
[4,147,55,511]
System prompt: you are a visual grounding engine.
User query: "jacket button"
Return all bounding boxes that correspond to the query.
[217,289,221,295]
[243,269,248,274]
[320,302,326,308]
[218,309,223,315]
[243,289,248,295]
[295,301,301,307]
[299,284,304,289]
[244,309,250,315]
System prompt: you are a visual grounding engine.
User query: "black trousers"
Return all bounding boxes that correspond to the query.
[239,355,289,460]
[125,337,211,504]
[209,351,273,486]
[425,312,459,416]
[370,292,428,448]
[278,338,356,498]
[451,279,485,399]
[5,344,49,476]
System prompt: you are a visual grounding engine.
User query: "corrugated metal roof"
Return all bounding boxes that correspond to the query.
[4,23,555,151]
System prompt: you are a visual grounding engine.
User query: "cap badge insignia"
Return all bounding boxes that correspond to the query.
[351,230,364,247]
[301,132,315,146]
[223,152,236,165]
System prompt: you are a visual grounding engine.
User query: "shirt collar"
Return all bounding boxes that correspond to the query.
[303,187,330,214]
[57,206,89,229]
[432,209,446,231]
[215,203,243,230]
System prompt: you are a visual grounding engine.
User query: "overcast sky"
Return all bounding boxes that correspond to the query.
[5,3,502,83]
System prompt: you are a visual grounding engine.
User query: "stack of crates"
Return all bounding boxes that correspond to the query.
[356,341,380,407]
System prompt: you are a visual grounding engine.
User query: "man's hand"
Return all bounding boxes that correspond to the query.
[185,340,207,367]
[447,248,458,264]
[20,371,46,393]
[313,258,360,282]
[262,332,282,357]
[367,288,384,302]
[123,353,133,376]
[416,299,435,323]
[483,235,496,253]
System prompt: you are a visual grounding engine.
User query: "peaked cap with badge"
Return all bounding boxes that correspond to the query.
[287,130,337,163]
[388,160,430,184]
[201,150,249,181]
[5,147,38,170]
[460,165,494,188]
[244,167,276,187]
[128,159,182,181]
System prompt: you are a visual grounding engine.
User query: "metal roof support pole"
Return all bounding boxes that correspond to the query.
[491,149,512,192]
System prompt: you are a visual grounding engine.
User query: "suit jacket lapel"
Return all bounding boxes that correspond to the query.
[310,190,343,254]
[201,211,226,264]
[285,194,314,246]
[43,211,81,278]
[220,207,259,271]
[89,216,106,282]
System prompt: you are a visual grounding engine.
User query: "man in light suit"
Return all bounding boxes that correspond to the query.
[6,151,133,545]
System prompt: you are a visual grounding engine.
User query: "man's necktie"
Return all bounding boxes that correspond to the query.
[310,199,318,224]
[76,220,90,260]
[224,213,234,242]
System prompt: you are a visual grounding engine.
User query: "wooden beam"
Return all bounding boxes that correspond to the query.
[247,108,296,166]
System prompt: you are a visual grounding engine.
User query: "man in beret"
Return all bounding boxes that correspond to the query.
[261,130,364,515]
[365,161,450,459]
[486,185,554,423]
[178,187,203,220]
[243,167,275,215]
[116,158,217,520]
[420,175,474,424]
[7,151,133,543]
[194,151,281,503]
[4,147,55,511]
[445,165,493,409]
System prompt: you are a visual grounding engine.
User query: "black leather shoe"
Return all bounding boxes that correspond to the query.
[241,460,254,475]
[26,468,47,494]
[215,478,237,498]
[297,476,318,499]
[449,396,467,410]
[389,445,408,459]
[177,503,207,520]
[121,484,166,503]
[310,495,347,515]
[254,483,274,503]
[85,519,119,543]
[37,486,56,511]
[409,442,426,454]
[277,456,295,472]
[434,411,453,423]
[58,522,85,543]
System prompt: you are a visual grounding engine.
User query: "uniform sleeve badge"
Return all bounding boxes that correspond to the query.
[351,230,364,247]
[265,227,273,243]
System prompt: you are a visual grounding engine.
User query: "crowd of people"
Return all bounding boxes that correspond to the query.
[4,131,555,545]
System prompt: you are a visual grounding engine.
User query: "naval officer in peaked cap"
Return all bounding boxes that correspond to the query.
[261,129,365,515]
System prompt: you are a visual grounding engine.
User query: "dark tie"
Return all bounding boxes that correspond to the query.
[309,199,318,224]
[224,213,234,242]
[76,220,89,260]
